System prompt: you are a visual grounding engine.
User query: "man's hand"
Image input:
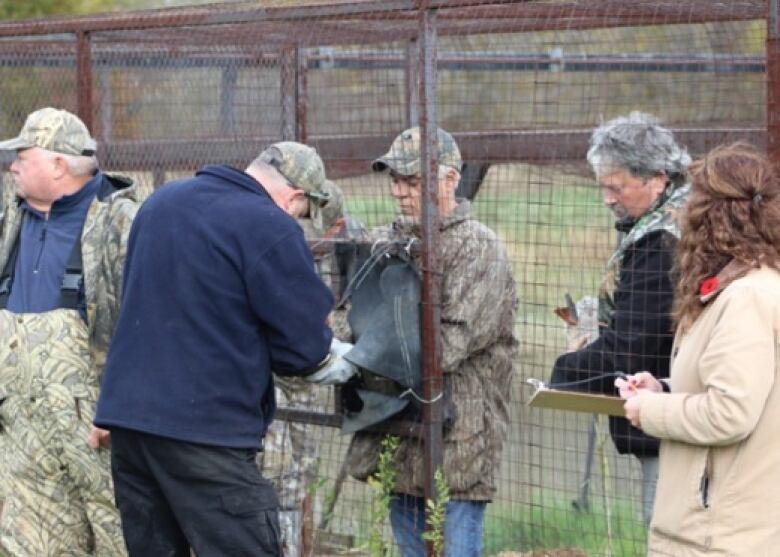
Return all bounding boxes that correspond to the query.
[304,338,359,385]
[88,426,111,450]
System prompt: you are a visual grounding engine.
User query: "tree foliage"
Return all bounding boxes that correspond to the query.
[0,0,175,20]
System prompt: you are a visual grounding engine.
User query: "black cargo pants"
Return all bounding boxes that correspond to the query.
[110,428,281,557]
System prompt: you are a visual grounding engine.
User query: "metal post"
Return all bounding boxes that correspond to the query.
[220,65,238,136]
[768,0,780,164]
[405,38,420,128]
[280,47,308,142]
[76,31,93,132]
[98,67,113,142]
[296,48,308,143]
[153,168,166,189]
[418,4,443,556]
[280,47,298,141]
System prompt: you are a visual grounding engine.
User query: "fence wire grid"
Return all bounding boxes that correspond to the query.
[0,1,774,556]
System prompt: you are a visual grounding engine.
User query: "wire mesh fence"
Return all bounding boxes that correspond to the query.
[0,1,773,555]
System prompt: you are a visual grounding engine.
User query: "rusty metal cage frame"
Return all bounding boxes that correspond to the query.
[0,1,776,553]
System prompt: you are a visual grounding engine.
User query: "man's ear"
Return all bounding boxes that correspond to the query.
[51,155,68,180]
[444,168,460,193]
[283,188,308,217]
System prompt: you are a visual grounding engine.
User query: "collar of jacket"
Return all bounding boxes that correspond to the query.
[392,199,472,236]
[12,170,137,209]
[699,258,758,305]
[196,165,272,200]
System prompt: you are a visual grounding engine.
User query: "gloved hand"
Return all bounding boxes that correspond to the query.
[304,338,359,385]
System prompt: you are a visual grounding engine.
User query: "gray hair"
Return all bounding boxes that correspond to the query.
[42,149,98,177]
[587,111,691,186]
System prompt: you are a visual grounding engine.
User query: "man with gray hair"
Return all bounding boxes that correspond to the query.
[551,111,691,524]
[0,107,138,555]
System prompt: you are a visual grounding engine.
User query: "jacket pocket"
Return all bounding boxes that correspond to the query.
[651,443,712,548]
[698,448,712,510]
[220,485,282,555]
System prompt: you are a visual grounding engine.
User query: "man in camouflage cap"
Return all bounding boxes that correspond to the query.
[551,111,691,524]
[345,126,518,557]
[0,107,138,555]
[256,141,361,557]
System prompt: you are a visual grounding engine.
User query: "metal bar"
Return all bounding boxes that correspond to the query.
[98,67,112,142]
[76,31,93,132]
[0,1,415,36]
[417,6,444,554]
[0,46,767,73]
[0,0,764,38]
[297,48,309,143]
[274,407,424,437]
[0,128,754,173]
[769,0,780,164]
[220,65,238,136]
[280,47,298,141]
[405,38,420,128]
[152,168,166,189]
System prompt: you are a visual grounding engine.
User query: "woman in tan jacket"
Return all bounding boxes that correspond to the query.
[617,142,780,556]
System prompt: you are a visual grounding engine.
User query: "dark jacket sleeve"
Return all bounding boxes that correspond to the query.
[551,230,675,394]
[247,230,334,376]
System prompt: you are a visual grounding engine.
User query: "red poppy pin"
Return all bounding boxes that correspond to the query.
[699,276,720,302]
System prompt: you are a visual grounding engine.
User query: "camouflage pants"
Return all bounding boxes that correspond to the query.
[0,310,125,556]
[257,376,324,511]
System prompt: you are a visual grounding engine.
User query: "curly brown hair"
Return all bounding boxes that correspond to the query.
[674,142,780,331]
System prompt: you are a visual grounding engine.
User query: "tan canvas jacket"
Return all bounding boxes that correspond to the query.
[640,266,780,556]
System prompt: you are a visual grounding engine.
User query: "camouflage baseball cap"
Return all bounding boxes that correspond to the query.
[372,126,462,175]
[258,141,326,195]
[0,107,97,156]
[311,179,345,232]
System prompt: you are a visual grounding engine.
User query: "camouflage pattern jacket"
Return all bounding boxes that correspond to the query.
[0,172,138,378]
[346,201,518,501]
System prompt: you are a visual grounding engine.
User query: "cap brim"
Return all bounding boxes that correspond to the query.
[0,136,32,151]
[371,155,420,176]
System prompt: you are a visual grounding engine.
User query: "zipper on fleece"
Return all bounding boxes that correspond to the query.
[32,213,49,274]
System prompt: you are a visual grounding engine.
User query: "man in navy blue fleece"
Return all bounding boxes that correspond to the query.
[94,150,346,556]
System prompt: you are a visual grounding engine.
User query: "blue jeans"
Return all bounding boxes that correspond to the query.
[639,455,659,526]
[389,494,486,557]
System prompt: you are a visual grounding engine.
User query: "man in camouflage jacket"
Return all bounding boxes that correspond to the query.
[0,108,137,555]
[345,127,518,557]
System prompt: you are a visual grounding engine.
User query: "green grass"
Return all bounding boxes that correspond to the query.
[484,497,647,557]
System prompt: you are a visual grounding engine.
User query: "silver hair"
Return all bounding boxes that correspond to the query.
[587,111,691,186]
[42,149,98,177]
[246,158,291,188]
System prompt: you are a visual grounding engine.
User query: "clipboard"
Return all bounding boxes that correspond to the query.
[526,378,626,417]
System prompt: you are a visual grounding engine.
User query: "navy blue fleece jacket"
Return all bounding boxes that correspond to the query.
[95,165,333,448]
